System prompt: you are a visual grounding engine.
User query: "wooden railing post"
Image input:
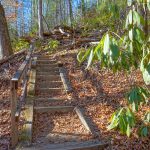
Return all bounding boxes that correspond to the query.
[11,80,19,148]
[10,42,35,148]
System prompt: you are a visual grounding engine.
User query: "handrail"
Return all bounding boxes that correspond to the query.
[0,49,27,65]
[10,41,35,148]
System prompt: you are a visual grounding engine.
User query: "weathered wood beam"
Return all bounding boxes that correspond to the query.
[34,106,74,113]
[59,67,72,93]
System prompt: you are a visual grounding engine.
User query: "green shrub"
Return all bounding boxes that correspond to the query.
[139,112,150,137]
[107,107,136,137]
[48,40,59,49]
[12,38,30,52]
[127,86,150,112]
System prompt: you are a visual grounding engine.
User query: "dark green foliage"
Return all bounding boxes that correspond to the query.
[139,112,150,137]
[127,86,150,112]
[12,38,30,52]
[107,107,136,137]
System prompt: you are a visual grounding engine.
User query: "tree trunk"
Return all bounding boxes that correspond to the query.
[68,0,74,26]
[0,2,13,59]
[38,0,44,39]
[144,1,148,37]
[81,0,85,17]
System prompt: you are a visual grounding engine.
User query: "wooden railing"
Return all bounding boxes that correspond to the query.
[10,43,34,148]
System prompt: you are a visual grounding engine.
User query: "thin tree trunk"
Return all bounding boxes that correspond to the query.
[144,1,148,37]
[81,0,85,17]
[0,2,13,59]
[68,0,74,26]
[38,0,44,39]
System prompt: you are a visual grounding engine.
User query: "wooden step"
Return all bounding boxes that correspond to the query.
[36,87,63,93]
[59,68,72,93]
[16,139,109,150]
[36,68,59,73]
[36,81,63,88]
[34,106,74,113]
[35,97,65,102]
[38,56,53,59]
[36,75,61,81]
[37,71,60,76]
[36,64,58,68]
[36,60,57,64]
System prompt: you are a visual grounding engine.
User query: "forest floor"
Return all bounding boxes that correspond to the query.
[0,45,150,150]
[52,49,150,150]
[0,55,25,150]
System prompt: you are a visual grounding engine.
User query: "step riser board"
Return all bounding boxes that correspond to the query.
[36,88,63,93]
[16,140,109,150]
[34,106,74,113]
[36,61,57,64]
[37,72,60,76]
[36,64,58,68]
[36,75,61,81]
[37,69,59,72]
[36,82,63,88]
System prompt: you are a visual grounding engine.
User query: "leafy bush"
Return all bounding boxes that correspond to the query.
[139,112,150,137]
[127,86,150,112]
[48,40,59,49]
[12,38,30,52]
[107,107,136,137]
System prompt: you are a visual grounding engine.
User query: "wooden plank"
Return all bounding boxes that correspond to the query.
[16,140,109,150]
[36,67,59,71]
[37,88,63,94]
[12,54,32,82]
[19,104,33,144]
[28,69,36,96]
[37,69,59,76]
[31,58,37,69]
[36,75,61,81]
[11,81,19,148]
[36,63,58,67]
[18,65,35,145]
[35,97,66,102]
[15,79,28,121]
[75,107,95,135]
[59,67,72,93]
[36,60,57,63]
[37,71,60,76]
[34,106,74,113]
[37,81,63,88]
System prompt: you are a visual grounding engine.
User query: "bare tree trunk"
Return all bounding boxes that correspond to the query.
[38,0,44,39]
[68,0,74,26]
[0,2,13,59]
[144,1,148,37]
[81,0,85,17]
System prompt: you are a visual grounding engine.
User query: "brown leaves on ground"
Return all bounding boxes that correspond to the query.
[33,112,92,144]
[0,56,24,150]
[54,50,150,150]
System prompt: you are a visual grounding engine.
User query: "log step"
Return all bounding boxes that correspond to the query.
[36,64,58,67]
[36,67,59,71]
[37,71,60,76]
[59,67,72,93]
[36,88,63,93]
[35,97,66,102]
[36,75,61,81]
[38,56,53,59]
[36,81,63,88]
[16,139,108,150]
[34,106,74,113]
[37,69,59,73]
[36,60,57,64]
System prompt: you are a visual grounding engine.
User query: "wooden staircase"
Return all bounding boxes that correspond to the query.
[14,55,109,150]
